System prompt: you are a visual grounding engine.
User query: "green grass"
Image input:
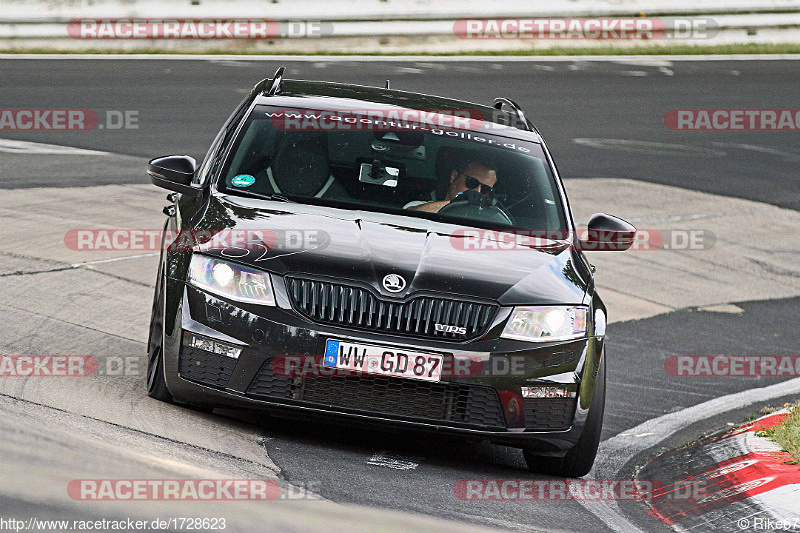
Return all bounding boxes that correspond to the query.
[2,42,800,56]
[761,403,800,465]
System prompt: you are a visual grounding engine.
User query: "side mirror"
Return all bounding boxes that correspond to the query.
[578,213,636,251]
[148,155,203,197]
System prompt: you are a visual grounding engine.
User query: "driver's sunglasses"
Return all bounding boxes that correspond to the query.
[462,173,494,195]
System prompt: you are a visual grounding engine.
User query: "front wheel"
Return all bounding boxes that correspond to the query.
[524,358,606,478]
[146,262,173,403]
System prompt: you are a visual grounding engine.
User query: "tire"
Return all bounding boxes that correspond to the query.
[524,359,606,478]
[146,262,173,403]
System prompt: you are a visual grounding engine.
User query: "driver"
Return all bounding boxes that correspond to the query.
[405,159,497,213]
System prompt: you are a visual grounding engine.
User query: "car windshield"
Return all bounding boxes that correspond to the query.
[217,105,567,231]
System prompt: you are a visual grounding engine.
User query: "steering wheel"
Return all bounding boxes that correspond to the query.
[437,190,514,225]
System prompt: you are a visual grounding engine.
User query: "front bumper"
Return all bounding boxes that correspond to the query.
[162,280,604,454]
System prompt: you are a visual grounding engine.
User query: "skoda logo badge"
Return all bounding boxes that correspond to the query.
[382,274,406,293]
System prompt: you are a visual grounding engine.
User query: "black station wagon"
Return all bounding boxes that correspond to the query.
[146,67,635,477]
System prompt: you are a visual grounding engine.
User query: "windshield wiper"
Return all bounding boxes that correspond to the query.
[224,189,295,203]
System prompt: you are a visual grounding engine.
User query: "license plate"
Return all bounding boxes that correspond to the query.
[323,340,443,382]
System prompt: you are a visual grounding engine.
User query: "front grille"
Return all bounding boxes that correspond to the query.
[179,345,237,389]
[246,359,506,429]
[523,398,577,431]
[285,277,497,341]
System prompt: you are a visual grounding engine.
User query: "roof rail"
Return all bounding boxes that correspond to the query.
[266,67,286,96]
[493,97,533,132]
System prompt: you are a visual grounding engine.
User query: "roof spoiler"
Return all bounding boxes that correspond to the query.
[251,66,286,98]
[266,67,285,95]
[493,97,537,133]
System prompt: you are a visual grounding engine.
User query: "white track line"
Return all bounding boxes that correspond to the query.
[366,451,420,470]
[578,377,800,532]
[2,54,800,61]
[0,138,110,155]
[71,252,159,268]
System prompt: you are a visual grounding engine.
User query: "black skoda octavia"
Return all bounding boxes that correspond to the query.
[146,68,635,477]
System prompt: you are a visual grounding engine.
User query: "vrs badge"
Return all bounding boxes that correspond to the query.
[435,324,467,335]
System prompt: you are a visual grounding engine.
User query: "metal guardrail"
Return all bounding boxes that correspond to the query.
[2,0,800,22]
[1,1,799,51]
[3,14,800,39]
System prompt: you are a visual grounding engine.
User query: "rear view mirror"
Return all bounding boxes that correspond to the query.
[358,161,400,187]
[148,155,203,197]
[578,213,636,251]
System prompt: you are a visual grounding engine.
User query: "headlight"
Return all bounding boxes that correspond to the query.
[501,306,588,342]
[188,255,275,306]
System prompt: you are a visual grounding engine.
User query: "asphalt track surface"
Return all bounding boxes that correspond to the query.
[1,58,799,209]
[1,57,800,532]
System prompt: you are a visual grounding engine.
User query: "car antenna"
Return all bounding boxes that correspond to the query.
[267,67,286,95]
[385,79,390,89]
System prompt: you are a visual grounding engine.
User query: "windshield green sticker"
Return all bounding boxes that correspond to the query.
[231,174,256,188]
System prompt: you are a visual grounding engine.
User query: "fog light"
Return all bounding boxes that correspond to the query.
[184,332,242,360]
[521,386,576,399]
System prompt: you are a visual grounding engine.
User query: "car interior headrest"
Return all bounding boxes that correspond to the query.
[270,134,330,196]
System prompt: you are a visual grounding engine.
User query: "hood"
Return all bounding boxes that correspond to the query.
[194,195,589,306]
